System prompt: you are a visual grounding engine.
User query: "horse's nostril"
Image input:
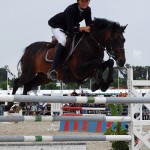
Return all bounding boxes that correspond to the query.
[120,60,126,67]
[117,59,126,67]
[120,63,124,67]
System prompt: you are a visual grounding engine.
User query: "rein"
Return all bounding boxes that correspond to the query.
[65,34,85,63]
[89,34,105,50]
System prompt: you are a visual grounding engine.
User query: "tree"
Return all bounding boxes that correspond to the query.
[41,82,59,90]
[0,81,7,90]
[0,68,7,81]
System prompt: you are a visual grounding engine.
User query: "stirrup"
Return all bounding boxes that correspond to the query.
[47,69,57,81]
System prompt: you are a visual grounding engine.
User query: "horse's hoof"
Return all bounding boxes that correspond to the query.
[91,83,99,92]
[47,70,57,81]
[101,87,107,92]
[101,83,109,92]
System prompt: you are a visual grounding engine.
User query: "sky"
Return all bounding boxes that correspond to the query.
[0,0,150,76]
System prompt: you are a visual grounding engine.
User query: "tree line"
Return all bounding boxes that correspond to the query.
[0,64,149,90]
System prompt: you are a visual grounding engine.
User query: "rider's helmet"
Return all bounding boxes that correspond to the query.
[77,0,90,2]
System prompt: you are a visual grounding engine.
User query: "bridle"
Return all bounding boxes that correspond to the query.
[106,48,125,59]
[89,34,105,50]
[89,34,125,59]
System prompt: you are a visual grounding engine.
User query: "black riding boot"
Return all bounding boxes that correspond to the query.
[47,43,64,81]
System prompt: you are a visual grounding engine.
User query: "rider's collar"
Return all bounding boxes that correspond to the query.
[78,5,84,12]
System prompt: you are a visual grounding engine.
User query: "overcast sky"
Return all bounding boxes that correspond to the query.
[0,0,150,75]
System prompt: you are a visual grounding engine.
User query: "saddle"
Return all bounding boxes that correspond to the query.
[45,33,85,63]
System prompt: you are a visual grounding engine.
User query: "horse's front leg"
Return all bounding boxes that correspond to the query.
[91,62,104,92]
[75,59,104,92]
[102,59,114,83]
[101,59,114,92]
[91,69,104,92]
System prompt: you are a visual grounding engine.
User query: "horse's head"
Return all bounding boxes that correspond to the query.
[92,18,127,67]
[104,23,127,67]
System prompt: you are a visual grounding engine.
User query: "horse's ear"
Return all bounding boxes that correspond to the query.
[121,24,128,31]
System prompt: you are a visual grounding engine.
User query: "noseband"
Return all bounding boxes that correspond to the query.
[106,48,125,59]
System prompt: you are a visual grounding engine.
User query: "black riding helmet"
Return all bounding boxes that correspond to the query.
[77,0,90,2]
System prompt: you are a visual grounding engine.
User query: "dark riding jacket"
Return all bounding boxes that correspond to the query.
[48,3,92,34]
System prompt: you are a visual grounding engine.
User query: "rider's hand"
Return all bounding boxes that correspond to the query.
[80,26,91,32]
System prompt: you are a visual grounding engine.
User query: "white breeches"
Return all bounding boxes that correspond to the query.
[51,27,66,46]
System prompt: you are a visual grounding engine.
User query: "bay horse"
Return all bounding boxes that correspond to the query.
[5,18,127,111]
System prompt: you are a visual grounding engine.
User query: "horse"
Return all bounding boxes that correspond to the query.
[5,18,127,112]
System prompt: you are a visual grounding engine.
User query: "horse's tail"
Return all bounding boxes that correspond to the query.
[17,56,23,75]
[17,46,30,75]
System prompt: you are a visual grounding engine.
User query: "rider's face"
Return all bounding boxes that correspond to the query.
[78,0,90,9]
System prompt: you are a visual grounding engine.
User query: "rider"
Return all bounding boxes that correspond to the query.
[48,0,92,80]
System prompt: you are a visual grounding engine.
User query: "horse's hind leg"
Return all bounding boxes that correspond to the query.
[18,73,50,110]
[18,82,30,112]
[12,71,36,112]
[12,71,36,95]
[4,78,20,111]
[13,73,31,103]
[23,73,50,94]
[18,80,36,111]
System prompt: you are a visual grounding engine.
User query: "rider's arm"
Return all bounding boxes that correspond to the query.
[84,7,92,26]
[79,26,91,32]
[80,7,92,33]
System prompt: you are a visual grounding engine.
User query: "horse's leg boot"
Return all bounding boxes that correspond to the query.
[47,43,65,81]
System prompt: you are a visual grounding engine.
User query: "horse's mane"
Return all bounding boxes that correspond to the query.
[92,18,123,32]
